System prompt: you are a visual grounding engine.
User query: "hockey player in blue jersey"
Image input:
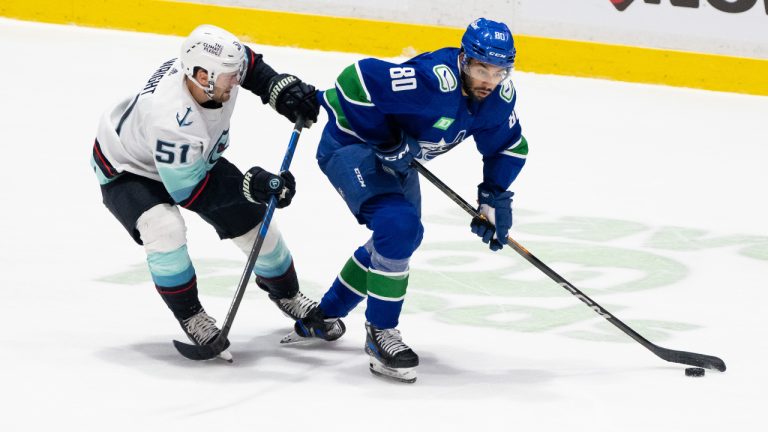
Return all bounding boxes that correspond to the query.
[283,18,527,382]
[91,25,336,361]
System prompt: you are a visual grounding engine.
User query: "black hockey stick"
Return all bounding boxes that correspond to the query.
[173,117,306,361]
[413,160,726,372]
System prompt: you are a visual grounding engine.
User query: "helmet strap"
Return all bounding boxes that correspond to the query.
[186,74,214,101]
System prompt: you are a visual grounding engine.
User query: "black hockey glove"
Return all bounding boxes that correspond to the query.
[242,166,296,209]
[267,74,319,127]
[470,185,513,251]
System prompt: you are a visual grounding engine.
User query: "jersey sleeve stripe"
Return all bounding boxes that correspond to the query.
[115,94,140,136]
[335,63,374,106]
[92,139,118,178]
[323,89,365,140]
[501,135,528,159]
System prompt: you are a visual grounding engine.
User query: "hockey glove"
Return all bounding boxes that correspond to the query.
[242,166,296,209]
[374,133,420,176]
[470,185,513,251]
[267,74,319,127]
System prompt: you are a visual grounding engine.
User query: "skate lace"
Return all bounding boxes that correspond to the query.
[376,328,409,355]
[183,311,220,345]
[279,292,317,318]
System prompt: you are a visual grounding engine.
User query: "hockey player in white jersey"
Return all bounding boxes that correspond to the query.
[90,24,338,360]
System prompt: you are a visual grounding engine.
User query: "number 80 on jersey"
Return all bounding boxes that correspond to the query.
[390,67,417,92]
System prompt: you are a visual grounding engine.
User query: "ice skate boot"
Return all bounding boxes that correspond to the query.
[179,308,232,362]
[269,291,318,321]
[280,306,346,344]
[365,322,419,383]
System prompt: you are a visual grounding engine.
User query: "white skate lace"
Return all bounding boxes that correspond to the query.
[183,311,220,345]
[278,292,317,319]
[377,328,410,356]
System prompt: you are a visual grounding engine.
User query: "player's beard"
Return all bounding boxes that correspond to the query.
[213,90,232,103]
[461,72,493,102]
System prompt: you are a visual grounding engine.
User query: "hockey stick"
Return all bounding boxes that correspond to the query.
[173,116,306,361]
[412,160,726,372]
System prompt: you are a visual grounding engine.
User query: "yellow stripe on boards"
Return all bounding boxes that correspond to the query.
[1,0,766,96]
[516,35,768,97]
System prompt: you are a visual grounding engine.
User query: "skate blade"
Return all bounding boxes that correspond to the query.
[369,357,417,384]
[279,330,316,345]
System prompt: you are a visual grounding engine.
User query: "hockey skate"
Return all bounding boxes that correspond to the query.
[280,306,346,344]
[270,291,318,321]
[365,322,419,383]
[179,309,233,362]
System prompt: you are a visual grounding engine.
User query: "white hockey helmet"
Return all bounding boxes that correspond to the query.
[180,24,247,97]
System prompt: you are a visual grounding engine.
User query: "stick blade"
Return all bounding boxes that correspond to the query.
[173,336,229,361]
[654,347,726,372]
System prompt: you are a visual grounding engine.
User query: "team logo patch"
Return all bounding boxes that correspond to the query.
[500,81,515,103]
[207,130,230,164]
[433,117,455,131]
[269,178,281,190]
[433,65,457,92]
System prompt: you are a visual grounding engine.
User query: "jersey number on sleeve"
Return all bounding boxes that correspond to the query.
[390,67,417,92]
[155,141,191,164]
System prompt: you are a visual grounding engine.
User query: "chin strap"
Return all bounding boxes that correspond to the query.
[186,76,214,100]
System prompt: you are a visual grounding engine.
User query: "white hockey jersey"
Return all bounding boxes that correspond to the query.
[92,58,238,203]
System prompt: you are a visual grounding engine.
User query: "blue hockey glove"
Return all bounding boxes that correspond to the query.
[470,186,513,251]
[374,133,420,176]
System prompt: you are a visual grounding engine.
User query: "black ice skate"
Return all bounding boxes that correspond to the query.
[270,291,318,321]
[365,322,419,383]
[179,309,232,362]
[280,306,346,344]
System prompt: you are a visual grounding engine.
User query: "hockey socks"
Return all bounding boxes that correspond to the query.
[255,259,300,300]
[365,268,408,329]
[318,246,370,317]
[156,275,203,321]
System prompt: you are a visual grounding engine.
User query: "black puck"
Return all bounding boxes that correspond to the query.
[685,367,705,377]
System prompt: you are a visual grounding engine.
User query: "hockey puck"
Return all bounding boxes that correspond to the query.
[685,367,705,377]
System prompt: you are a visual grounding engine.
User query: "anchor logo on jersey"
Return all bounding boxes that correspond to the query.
[416,130,467,161]
[176,107,193,127]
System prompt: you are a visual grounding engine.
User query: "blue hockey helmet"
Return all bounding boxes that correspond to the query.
[461,18,516,69]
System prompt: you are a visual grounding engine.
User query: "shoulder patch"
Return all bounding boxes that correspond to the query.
[499,80,515,103]
[432,65,458,93]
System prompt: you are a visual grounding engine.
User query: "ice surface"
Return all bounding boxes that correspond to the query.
[1,18,766,431]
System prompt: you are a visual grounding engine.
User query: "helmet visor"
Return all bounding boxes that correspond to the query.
[463,61,510,85]
[212,57,246,92]
[213,70,242,92]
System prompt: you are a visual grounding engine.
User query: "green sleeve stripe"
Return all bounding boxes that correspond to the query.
[503,135,528,159]
[338,256,368,297]
[323,89,364,141]
[367,269,408,301]
[336,63,374,106]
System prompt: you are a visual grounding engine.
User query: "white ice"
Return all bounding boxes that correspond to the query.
[1,18,766,431]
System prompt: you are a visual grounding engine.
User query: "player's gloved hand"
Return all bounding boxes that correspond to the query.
[267,74,319,127]
[470,185,513,251]
[242,166,296,209]
[374,132,420,176]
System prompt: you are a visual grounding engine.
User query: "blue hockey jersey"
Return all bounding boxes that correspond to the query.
[318,47,527,193]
